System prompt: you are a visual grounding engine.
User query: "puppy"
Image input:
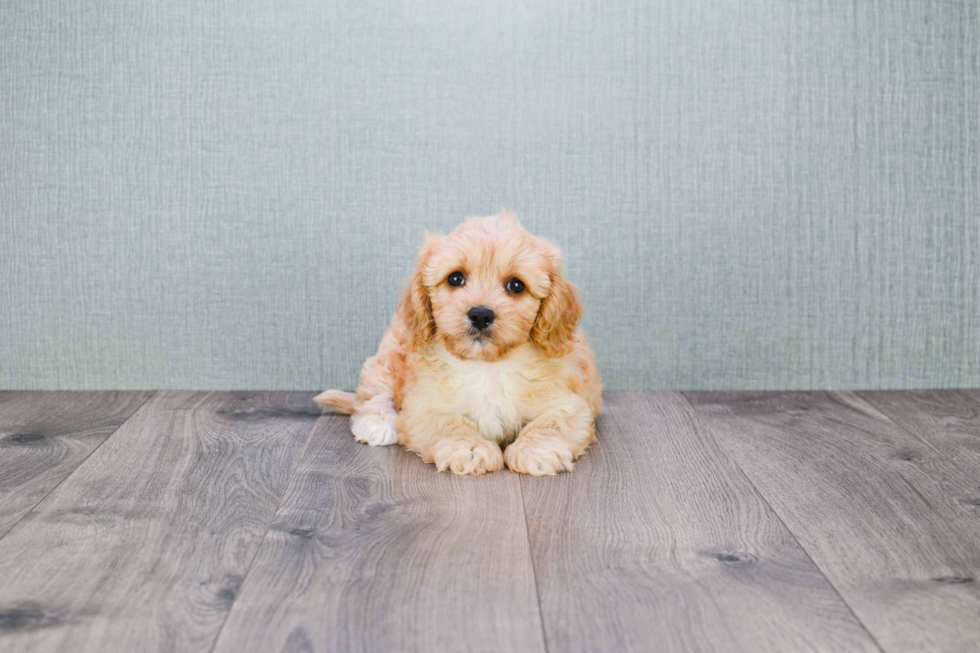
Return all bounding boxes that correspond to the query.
[315,212,601,475]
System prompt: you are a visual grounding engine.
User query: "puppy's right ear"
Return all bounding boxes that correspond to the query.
[397,235,439,348]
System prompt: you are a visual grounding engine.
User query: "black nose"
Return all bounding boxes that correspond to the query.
[467,306,495,331]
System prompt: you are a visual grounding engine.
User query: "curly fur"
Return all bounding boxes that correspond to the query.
[315,212,602,475]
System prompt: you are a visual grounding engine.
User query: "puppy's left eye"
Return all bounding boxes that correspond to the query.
[506,278,525,294]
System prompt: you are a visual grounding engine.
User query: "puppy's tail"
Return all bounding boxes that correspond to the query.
[314,389,358,415]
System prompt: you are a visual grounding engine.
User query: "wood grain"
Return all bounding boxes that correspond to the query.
[0,391,154,538]
[520,392,879,653]
[3,390,978,651]
[858,389,980,483]
[686,391,980,653]
[211,414,546,653]
[0,391,318,653]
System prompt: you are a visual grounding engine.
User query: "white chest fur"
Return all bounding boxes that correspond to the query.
[419,344,548,443]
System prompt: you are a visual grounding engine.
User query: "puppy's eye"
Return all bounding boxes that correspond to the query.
[506,278,525,294]
[447,271,466,287]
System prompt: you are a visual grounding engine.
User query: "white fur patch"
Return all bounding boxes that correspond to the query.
[351,394,399,446]
[431,345,533,442]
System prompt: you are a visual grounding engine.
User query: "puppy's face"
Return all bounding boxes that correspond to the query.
[400,214,582,361]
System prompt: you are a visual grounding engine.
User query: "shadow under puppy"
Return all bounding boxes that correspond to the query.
[316,212,602,475]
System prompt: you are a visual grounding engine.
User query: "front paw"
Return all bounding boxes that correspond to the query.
[431,438,504,475]
[504,434,575,476]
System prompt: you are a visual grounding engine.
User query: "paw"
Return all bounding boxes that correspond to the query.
[504,435,575,476]
[432,438,504,475]
[351,411,399,446]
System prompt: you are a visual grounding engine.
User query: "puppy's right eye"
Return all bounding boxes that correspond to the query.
[447,271,466,287]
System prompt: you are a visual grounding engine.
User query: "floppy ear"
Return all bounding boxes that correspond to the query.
[397,237,438,348]
[531,262,583,358]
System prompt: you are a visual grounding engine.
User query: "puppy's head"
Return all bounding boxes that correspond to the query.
[398,212,582,361]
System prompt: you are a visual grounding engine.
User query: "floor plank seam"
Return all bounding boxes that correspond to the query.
[0,390,158,542]
[518,475,551,653]
[857,390,976,471]
[677,391,889,653]
[205,408,323,653]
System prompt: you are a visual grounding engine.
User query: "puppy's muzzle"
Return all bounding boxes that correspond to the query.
[467,305,495,332]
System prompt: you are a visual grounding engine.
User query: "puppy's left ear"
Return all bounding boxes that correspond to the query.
[531,252,583,358]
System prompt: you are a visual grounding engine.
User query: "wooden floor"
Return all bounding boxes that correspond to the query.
[1,391,979,652]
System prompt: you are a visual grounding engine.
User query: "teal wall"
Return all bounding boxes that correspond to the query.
[1,0,978,391]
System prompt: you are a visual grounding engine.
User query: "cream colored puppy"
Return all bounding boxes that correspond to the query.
[315,212,601,475]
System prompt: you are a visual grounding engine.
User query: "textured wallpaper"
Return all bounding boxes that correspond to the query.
[1,0,978,390]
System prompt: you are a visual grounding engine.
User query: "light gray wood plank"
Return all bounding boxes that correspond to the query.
[0,391,154,538]
[521,392,879,653]
[858,389,980,484]
[211,414,546,653]
[686,391,980,653]
[0,391,319,653]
